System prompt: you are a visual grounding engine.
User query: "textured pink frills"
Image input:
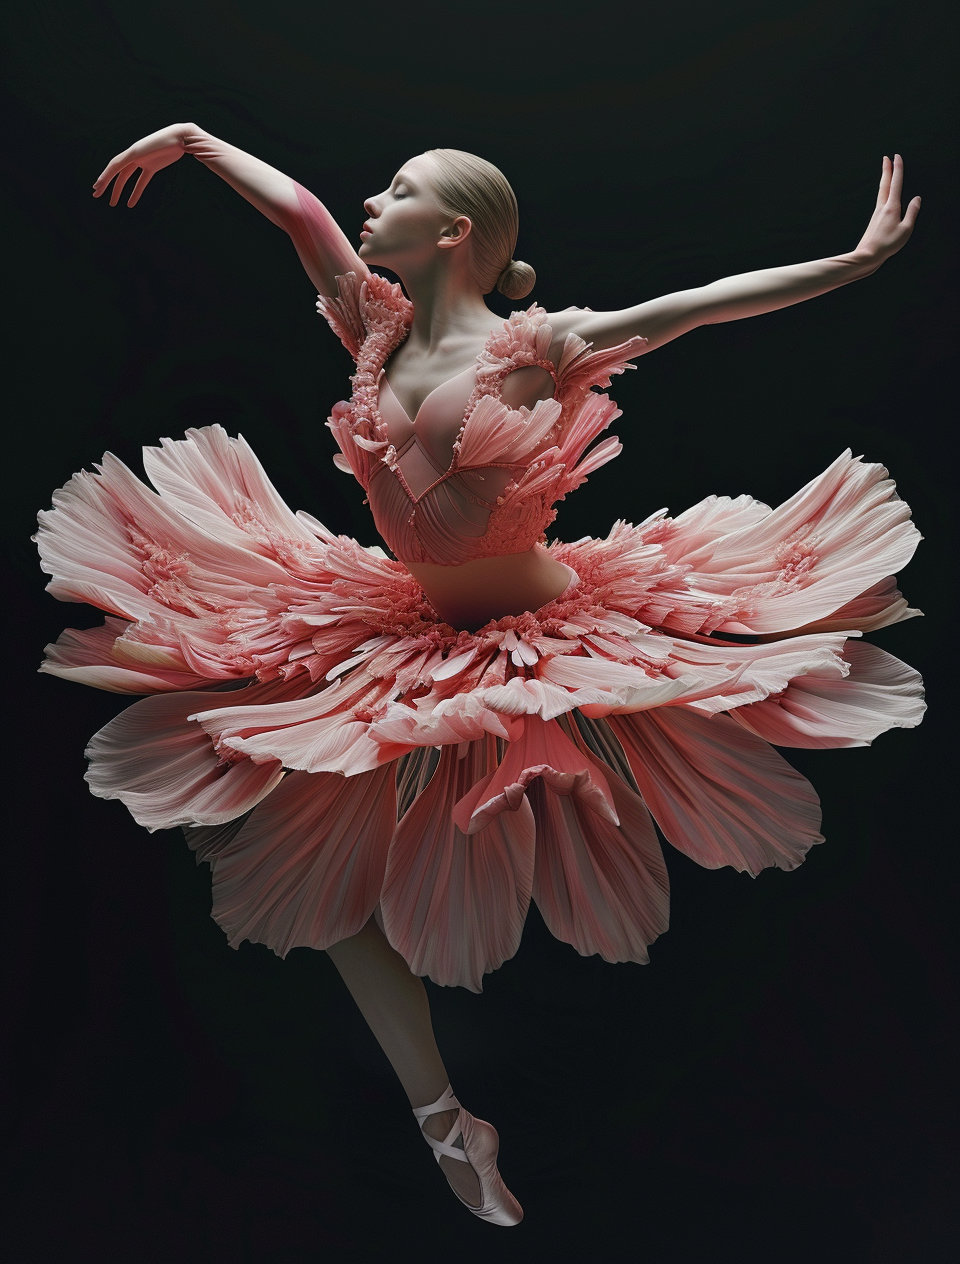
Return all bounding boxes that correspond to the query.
[317,271,649,564]
[35,425,925,990]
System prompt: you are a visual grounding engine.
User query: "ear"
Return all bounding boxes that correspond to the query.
[438,214,473,250]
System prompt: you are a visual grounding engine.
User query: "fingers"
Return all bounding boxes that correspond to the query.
[876,155,892,208]
[126,168,153,208]
[92,157,122,198]
[888,152,903,208]
[902,195,922,229]
[108,162,137,207]
[93,148,133,198]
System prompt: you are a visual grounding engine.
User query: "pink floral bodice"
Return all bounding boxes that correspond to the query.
[318,271,647,566]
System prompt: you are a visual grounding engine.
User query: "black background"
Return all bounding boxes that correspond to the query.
[4,3,956,1261]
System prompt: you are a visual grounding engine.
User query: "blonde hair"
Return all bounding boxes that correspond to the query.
[423,148,536,301]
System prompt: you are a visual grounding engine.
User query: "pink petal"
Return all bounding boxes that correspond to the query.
[380,737,535,992]
[539,652,694,712]
[36,450,291,623]
[369,690,522,748]
[142,425,321,556]
[677,451,921,634]
[785,575,922,636]
[610,707,823,874]
[656,493,772,562]
[479,674,598,720]
[665,632,849,715]
[457,395,562,467]
[452,715,618,836]
[192,674,392,775]
[207,763,397,957]
[728,640,926,748]
[553,333,647,394]
[529,770,669,966]
[39,617,210,694]
[84,680,296,831]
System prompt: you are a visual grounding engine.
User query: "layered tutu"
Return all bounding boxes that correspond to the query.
[35,426,924,990]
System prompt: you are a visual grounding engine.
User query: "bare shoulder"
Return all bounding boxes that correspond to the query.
[543,307,591,337]
[542,307,592,368]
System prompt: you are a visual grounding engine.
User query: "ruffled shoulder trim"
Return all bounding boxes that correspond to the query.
[316,270,413,361]
[473,304,647,401]
[553,328,649,397]
[473,306,556,393]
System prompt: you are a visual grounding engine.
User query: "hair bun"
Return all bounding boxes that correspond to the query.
[496,259,536,301]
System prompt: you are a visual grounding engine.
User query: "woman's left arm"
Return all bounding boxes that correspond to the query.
[551,155,921,357]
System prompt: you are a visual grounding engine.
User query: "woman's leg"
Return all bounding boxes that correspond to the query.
[326,914,482,1207]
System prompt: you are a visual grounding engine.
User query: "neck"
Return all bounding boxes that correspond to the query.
[394,260,496,351]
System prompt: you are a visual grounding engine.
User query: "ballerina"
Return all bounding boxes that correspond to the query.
[35,123,924,1225]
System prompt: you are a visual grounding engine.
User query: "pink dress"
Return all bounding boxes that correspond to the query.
[34,268,925,992]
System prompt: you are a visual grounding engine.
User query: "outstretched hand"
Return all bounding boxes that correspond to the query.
[92,123,191,208]
[854,154,921,266]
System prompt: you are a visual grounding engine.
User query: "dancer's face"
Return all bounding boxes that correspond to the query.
[359,154,471,273]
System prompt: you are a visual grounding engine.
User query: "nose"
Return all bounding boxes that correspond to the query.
[363,195,381,217]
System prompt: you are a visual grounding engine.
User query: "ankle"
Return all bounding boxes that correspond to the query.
[420,1107,461,1144]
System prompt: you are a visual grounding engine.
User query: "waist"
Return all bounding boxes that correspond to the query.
[405,546,579,632]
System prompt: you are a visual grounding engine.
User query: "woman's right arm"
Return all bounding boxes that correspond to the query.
[93,122,369,296]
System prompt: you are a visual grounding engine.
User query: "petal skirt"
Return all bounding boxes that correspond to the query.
[34,426,925,990]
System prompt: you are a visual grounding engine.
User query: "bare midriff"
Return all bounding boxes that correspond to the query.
[405,544,575,633]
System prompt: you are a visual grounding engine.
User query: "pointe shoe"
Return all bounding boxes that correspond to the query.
[412,1084,524,1227]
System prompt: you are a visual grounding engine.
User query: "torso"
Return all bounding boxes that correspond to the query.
[405,546,577,633]
[377,320,573,631]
